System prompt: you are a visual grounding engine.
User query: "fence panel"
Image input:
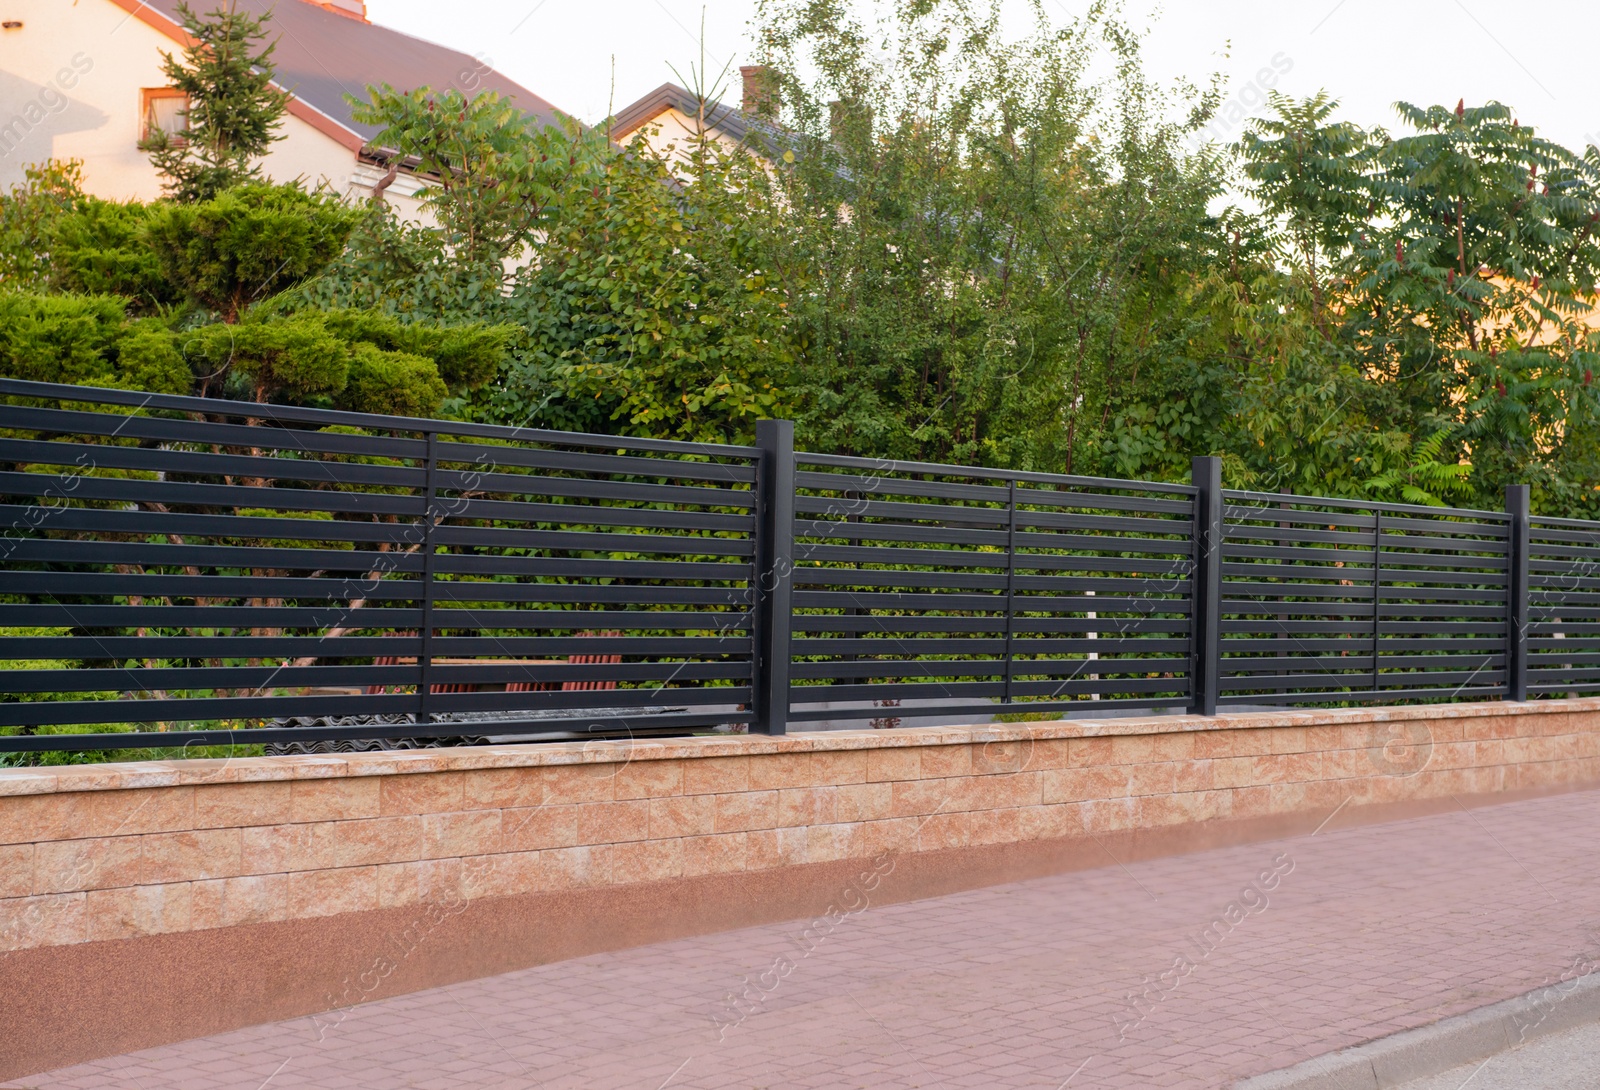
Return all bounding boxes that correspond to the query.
[0,380,759,751]
[5,378,1599,755]
[787,455,1197,725]
[1527,515,1600,698]
[1218,491,1511,705]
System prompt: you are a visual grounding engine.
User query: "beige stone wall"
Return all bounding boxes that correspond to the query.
[3,700,1600,956]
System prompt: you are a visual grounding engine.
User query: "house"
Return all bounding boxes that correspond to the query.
[611,66,777,164]
[0,0,569,215]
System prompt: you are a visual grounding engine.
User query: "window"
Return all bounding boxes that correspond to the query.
[140,88,189,145]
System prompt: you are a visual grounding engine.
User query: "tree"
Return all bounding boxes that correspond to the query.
[146,183,362,322]
[1237,91,1373,332]
[143,1,290,202]
[497,123,797,443]
[0,293,188,394]
[0,160,181,315]
[314,83,800,441]
[753,0,1227,470]
[1231,94,1600,513]
[0,162,513,416]
[349,88,589,270]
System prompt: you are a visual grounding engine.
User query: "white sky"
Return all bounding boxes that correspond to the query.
[364,0,1600,153]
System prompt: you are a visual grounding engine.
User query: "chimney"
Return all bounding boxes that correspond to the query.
[740,65,778,118]
[303,0,367,21]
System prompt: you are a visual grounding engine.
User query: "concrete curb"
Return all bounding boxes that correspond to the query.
[1234,969,1600,1089]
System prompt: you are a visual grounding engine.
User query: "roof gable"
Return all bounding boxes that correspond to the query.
[112,0,569,150]
[611,83,751,146]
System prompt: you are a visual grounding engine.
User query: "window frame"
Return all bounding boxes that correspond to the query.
[140,87,190,146]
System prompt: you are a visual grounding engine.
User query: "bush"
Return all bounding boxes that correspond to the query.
[317,309,509,391]
[146,183,362,320]
[0,293,188,394]
[49,199,181,314]
[109,319,189,393]
[181,316,349,401]
[341,342,448,417]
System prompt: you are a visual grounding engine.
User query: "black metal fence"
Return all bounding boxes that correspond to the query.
[0,378,1591,754]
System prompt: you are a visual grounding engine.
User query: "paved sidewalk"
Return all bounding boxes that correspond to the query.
[8,787,1600,1090]
[1395,1019,1600,1090]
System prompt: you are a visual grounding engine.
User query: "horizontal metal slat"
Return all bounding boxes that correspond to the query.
[1216,686,1505,705]
[430,524,753,557]
[0,471,422,518]
[797,453,1196,495]
[790,656,1187,681]
[0,538,421,573]
[0,437,425,489]
[795,676,1187,704]
[431,497,753,534]
[432,439,756,485]
[437,469,755,510]
[784,695,1193,722]
[1223,489,1506,521]
[0,403,428,459]
[1222,669,1506,690]
[0,635,752,660]
[789,637,1191,656]
[0,504,419,546]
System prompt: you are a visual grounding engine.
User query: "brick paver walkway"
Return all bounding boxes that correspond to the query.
[10,787,1600,1089]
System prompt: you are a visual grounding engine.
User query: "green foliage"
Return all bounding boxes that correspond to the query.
[753,0,1226,469]
[181,315,348,401]
[0,165,508,409]
[50,199,180,313]
[342,341,448,416]
[0,161,178,314]
[1232,92,1600,510]
[13,0,1568,518]
[0,160,86,289]
[289,204,504,322]
[146,183,362,322]
[316,309,509,390]
[499,129,795,443]
[1365,427,1474,507]
[316,84,798,441]
[143,1,290,202]
[348,88,586,268]
[0,293,188,393]
[227,508,352,549]
[113,319,191,393]
[174,310,491,412]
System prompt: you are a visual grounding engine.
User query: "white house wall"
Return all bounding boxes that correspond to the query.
[0,0,427,219]
[626,106,746,165]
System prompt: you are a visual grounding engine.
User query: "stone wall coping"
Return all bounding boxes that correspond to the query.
[2,698,1595,798]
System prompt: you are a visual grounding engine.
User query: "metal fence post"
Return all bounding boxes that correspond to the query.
[1507,483,1530,702]
[753,420,795,734]
[1190,456,1223,716]
[1003,479,1017,705]
[417,431,439,724]
[1371,509,1383,692]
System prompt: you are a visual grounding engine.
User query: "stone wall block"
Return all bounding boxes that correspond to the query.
[682,756,750,796]
[577,800,650,846]
[34,837,141,895]
[194,782,291,830]
[88,882,192,942]
[291,778,380,823]
[139,828,244,884]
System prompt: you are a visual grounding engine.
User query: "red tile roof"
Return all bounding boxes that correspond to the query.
[113,0,569,152]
